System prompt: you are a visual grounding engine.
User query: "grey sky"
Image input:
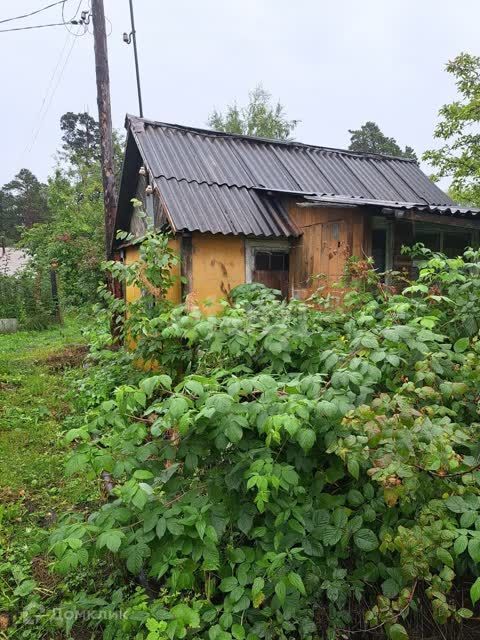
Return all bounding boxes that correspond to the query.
[1,0,478,187]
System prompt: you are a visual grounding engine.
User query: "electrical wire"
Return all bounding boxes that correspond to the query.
[15,0,86,162]
[18,31,72,163]
[25,33,78,153]
[0,21,66,33]
[62,0,88,36]
[0,0,68,25]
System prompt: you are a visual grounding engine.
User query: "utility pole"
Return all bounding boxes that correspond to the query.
[91,0,117,259]
[124,0,144,117]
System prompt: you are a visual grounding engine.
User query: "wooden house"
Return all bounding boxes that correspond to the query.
[115,115,480,308]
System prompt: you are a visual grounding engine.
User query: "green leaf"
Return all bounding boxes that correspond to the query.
[13,580,36,597]
[133,469,153,480]
[232,624,245,640]
[126,542,150,574]
[347,458,360,480]
[237,510,254,535]
[184,379,204,397]
[316,524,342,546]
[171,603,200,628]
[454,337,469,353]
[454,535,468,555]
[202,545,220,570]
[166,520,184,536]
[461,511,477,528]
[139,375,162,396]
[437,547,454,568]
[347,489,364,507]
[252,577,264,597]
[220,576,238,592]
[469,538,480,563]
[382,578,400,598]
[471,577,480,606]
[156,517,167,540]
[297,428,316,452]
[225,423,243,444]
[169,396,189,419]
[288,571,306,596]
[388,623,408,640]
[353,528,379,552]
[445,496,469,513]
[275,580,286,605]
[97,529,124,553]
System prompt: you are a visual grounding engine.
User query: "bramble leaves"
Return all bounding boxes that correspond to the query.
[52,240,480,639]
[471,578,480,606]
[354,529,379,552]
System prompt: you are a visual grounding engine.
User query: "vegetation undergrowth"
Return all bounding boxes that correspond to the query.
[13,235,480,640]
[0,317,100,639]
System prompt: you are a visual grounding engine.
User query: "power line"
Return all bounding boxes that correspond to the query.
[0,0,68,25]
[15,0,86,163]
[26,34,78,153]
[19,32,72,163]
[0,21,66,33]
[62,0,89,36]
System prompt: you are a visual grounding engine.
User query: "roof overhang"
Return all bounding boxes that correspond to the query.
[296,194,480,228]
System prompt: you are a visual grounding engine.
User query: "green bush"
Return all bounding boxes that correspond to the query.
[0,270,54,329]
[38,237,480,638]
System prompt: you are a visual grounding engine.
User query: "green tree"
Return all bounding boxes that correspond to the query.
[423,53,480,205]
[20,160,104,306]
[0,169,48,243]
[348,121,417,160]
[208,85,299,140]
[60,111,101,163]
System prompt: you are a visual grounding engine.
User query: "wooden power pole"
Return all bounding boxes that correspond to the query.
[91,0,117,259]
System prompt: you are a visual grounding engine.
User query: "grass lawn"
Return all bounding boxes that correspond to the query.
[0,317,97,637]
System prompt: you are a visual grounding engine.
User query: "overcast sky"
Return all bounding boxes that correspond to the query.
[1,0,478,186]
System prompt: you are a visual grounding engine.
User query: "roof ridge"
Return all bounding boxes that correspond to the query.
[125,114,418,164]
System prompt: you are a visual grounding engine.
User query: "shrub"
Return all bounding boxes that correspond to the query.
[0,269,54,329]
[47,237,480,639]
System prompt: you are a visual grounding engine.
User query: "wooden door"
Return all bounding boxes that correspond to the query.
[252,250,289,298]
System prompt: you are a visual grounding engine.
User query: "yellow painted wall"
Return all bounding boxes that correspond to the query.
[124,245,141,302]
[191,233,245,312]
[123,237,182,304]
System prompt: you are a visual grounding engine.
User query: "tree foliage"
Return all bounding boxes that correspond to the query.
[36,235,480,639]
[20,161,105,306]
[0,268,54,328]
[60,111,101,163]
[423,53,480,205]
[0,169,48,243]
[17,111,126,307]
[208,85,299,140]
[348,121,417,160]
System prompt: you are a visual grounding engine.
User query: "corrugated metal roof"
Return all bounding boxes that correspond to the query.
[302,194,480,217]
[156,177,298,237]
[125,115,457,237]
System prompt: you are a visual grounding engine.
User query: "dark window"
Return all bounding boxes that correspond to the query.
[372,229,386,272]
[443,232,471,258]
[254,252,270,270]
[414,231,441,252]
[254,251,289,271]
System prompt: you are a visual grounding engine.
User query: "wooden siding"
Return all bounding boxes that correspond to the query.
[288,204,369,298]
[190,233,245,312]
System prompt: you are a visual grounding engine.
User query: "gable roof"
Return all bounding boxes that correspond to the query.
[117,115,457,238]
